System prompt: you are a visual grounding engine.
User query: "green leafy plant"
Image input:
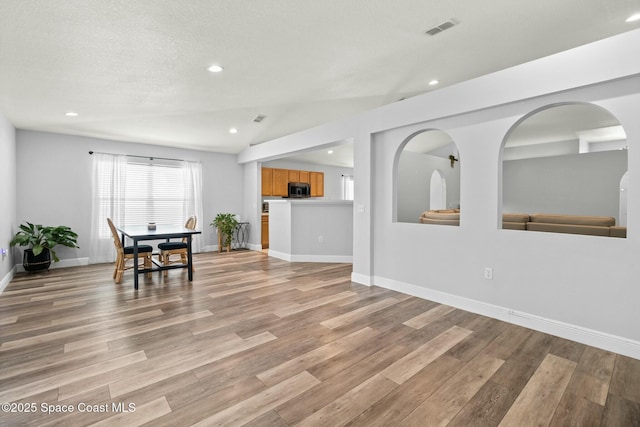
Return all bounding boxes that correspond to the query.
[10,222,79,262]
[211,213,238,250]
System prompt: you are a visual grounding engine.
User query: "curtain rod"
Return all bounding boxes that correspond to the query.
[88,150,185,162]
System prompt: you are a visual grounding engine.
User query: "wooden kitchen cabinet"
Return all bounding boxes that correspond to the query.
[272,168,289,196]
[261,215,269,249]
[261,168,273,196]
[261,167,323,197]
[310,171,324,197]
[288,170,300,183]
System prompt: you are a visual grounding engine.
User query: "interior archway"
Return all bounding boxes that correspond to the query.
[501,103,627,237]
[395,129,460,224]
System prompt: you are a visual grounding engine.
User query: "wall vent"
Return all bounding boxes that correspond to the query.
[425,19,457,36]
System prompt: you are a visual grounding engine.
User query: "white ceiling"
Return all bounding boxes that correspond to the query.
[1,1,638,167]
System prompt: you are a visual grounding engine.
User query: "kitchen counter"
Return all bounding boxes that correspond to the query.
[267,199,353,262]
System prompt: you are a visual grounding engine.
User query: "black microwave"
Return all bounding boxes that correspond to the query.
[287,182,311,198]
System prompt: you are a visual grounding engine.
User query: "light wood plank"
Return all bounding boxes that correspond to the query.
[403,304,456,329]
[191,371,320,427]
[109,331,276,398]
[499,353,577,427]
[320,297,400,329]
[0,351,147,403]
[257,327,378,386]
[400,353,504,426]
[88,396,172,427]
[297,373,397,426]
[273,290,357,317]
[63,310,213,352]
[382,325,472,384]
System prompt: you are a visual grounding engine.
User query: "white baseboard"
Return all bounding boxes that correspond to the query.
[374,275,640,361]
[0,266,16,295]
[15,257,89,273]
[351,272,372,286]
[268,250,352,263]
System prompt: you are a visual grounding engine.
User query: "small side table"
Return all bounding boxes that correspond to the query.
[217,222,250,252]
[233,222,250,250]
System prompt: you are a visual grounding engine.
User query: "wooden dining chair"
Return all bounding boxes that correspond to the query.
[107,218,153,284]
[157,216,197,277]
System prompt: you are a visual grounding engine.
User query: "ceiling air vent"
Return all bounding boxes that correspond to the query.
[253,114,266,123]
[425,19,457,36]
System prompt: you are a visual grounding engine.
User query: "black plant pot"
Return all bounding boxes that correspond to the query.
[23,248,51,272]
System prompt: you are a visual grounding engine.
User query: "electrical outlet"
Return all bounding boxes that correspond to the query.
[318,236,324,243]
[484,267,493,280]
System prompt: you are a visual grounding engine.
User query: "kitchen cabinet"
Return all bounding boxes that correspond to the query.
[310,171,324,197]
[261,215,269,249]
[288,170,300,183]
[261,167,324,197]
[272,169,289,196]
[261,168,273,196]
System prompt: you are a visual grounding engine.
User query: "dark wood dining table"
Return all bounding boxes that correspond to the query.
[116,224,201,290]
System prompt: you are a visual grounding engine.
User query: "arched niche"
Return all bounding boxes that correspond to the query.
[501,102,628,238]
[394,129,460,224]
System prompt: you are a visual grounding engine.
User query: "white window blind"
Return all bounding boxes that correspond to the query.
[123,161,188,227]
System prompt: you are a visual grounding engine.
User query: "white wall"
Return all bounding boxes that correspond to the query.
[15,130,245,263]
[375,86,640,358]
[0,113,16,291]
[239,29,640,359]
[503,150,627,221]
[242,161,262,249]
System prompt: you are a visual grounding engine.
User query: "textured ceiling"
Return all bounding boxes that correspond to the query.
[1,0,638,164]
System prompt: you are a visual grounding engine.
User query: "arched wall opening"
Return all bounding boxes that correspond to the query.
[500,102,628,238]
[394,129,460,224]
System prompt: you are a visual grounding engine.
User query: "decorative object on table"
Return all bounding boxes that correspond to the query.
[147,222,156,230]
[211,213,239,253]
[158,216,197,276]
[10,222,79,272]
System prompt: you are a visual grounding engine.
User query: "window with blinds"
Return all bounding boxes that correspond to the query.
[123,161,188,227]
[95,160,192,239]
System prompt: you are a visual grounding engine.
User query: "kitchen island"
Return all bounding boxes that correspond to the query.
[267,199,353,263]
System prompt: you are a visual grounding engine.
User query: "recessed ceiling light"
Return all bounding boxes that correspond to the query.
[428,79,439,86]
[626,13,640,22]
[207,64,224,73]
[229,128,238,134]
[328,150,334,154]
[65,111,78,117]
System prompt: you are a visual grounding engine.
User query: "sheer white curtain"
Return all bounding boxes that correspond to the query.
[342,174,354,200]
[182,160,204,253]
[89,153,127,264]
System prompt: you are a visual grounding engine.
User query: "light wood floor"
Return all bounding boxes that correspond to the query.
[1,251,639,426]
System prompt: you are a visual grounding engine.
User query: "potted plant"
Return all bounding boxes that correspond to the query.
[10,222,79,272]
[211,213,238,253]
